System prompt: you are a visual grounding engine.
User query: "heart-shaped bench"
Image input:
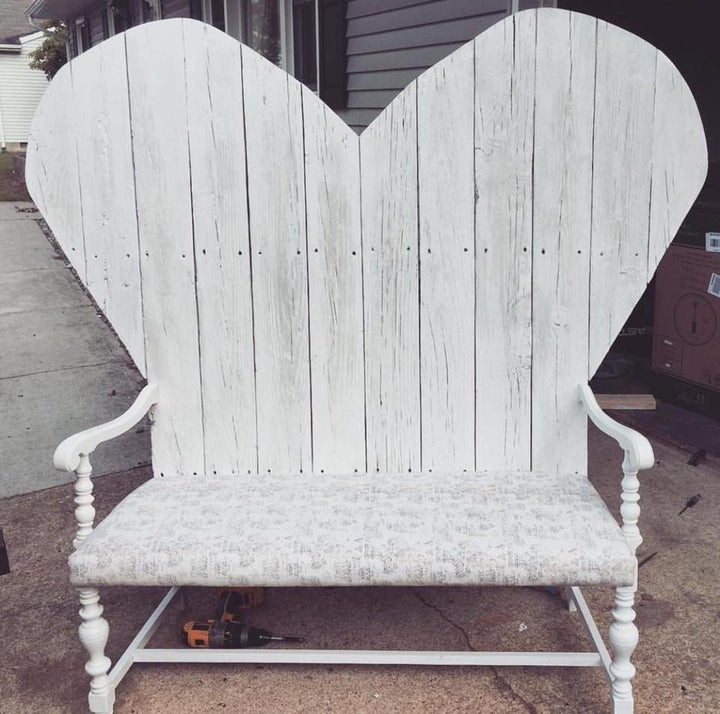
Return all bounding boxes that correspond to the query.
[26,9,706,713]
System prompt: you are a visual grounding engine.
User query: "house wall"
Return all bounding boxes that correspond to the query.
[162,0,192,20]
[87,3,107,46]
[337,0,514,131]
[0,34,48,145]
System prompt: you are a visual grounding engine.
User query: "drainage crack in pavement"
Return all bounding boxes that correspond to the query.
[410,589,538,713]
[490,667,539,714]
[410,588,475,651]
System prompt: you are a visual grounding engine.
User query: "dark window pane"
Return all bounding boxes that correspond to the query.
[245,0,281,66]
[211,0,226,31]
[318,0,346,110]
[293,0,317,90]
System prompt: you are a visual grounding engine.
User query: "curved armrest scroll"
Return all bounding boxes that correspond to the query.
[579,384,654,472]
[54,383,159,472]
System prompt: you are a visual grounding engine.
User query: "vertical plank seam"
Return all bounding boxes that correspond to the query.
[358,139,369,474]
[529,10,538,472]
[123,33,148,378]
[69,59,89,287]
[415,80,423,473]
[472,35,478,473]
[587,18,599,382]
[645,51,660,283]
[239,46,260,475]
[182,21,207,476]
[299,86,315,475]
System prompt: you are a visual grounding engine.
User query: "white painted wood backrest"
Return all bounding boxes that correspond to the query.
[27,11,706,478]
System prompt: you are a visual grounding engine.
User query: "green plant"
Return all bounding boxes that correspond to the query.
[29,23,68,81]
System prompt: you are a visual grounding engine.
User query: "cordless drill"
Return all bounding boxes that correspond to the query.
[182,619,304,648]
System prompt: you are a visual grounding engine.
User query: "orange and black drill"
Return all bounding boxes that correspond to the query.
[182,620,304,648]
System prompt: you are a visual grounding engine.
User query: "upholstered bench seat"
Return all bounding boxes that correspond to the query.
[70,471,635,588]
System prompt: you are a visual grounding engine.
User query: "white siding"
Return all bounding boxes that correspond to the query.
[0,34,48,144]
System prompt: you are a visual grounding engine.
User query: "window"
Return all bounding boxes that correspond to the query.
[292,0,346,109]
[75,17,92,53]
[110,0,134,33]
[200,0,226,32]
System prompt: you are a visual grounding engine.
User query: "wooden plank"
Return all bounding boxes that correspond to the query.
[302,87,366,473]
[126,20,204,476]
[588,22,656,378]
[347,0,507,37]
[595,394,656,411]
[25,63,86,282]
[417,41,475,472]
[648,52,708,276]
[347,14,505,56]
[361,82,420,473]
[72,35,146,375]
[184,22,257,475]
[242,47,312,475]
[474,13,534,471]
[531,10,596,473]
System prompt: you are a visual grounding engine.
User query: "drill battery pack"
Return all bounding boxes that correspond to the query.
[216,587,264,622]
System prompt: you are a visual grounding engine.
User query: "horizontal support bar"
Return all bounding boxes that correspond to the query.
[133,648,603,667]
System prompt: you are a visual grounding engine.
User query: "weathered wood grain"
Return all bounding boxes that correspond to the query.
[26,13,707,485]
[72,37,145,375]
[417,41,475,472]
[474,14,534,471]
[588,23,656,378]
[302,86,366,474]
[25,63,86,282]
[242,47,312,474]
[361,83,421,473]
[184,23,257,475]
[532,10,595,473]
[126,21,205,476]
[648,52,708,275]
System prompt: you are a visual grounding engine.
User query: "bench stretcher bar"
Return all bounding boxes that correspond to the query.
[107,585,615,688]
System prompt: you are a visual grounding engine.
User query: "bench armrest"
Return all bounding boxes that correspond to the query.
[54,383,159,472]
[578,384,654,472]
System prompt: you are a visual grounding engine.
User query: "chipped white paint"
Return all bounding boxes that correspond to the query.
[473,14,534,471]
[531,10,595,473]
[242,47,312,474]
[648,51,708,276]
[125,22,205,476]
[184,25,256,475]
[588,22,656,378]
[72,38,145,374]
[361,83,421,473]
[302,86,366,473]
[25,64,86,281]
[31,10,708,714]
[417,41,475,472]
[28,12,706,481]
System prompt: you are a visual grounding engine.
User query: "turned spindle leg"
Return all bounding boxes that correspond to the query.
[610,452,642,714]
[73,455,115,713]
[78,588,115,713]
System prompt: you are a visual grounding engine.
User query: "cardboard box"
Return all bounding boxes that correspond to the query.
[652,245,720,393]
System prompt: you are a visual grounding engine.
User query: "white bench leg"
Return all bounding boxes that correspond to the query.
[78,587,115,714]
[609,584,638,714]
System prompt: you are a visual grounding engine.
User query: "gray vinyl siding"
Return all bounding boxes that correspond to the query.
[339,0,514,131]
[162,0,192,20]
[87,6,106,47]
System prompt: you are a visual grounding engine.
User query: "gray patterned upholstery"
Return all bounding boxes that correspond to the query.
[69,471,635,587]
